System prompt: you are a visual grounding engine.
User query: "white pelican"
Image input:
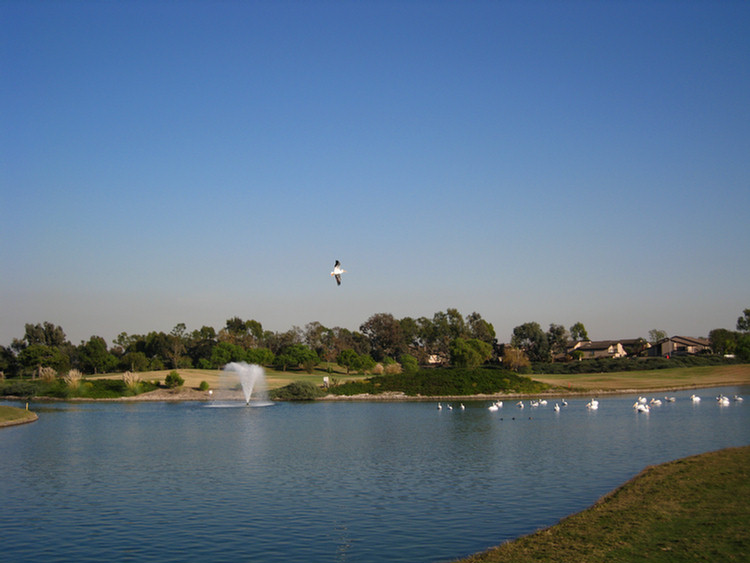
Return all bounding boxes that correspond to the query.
[733,395,744,402]
[437,402,442,410]
[530,400,539,407]
[636,403,650,413]
[664,396,676,403]
[718,395,730,406]
[638,396,648,404]
[460,403,466,410]
[539,399,548,406]
[650,398,662,406]
[495,401,503,408]
[517,401,525,409]
[488,403,499,412]
[691,394,701,403]
[586,400,599,410]
[561,399,568,407]
[330,260,347,286]
[447,403,453,410]
[553,403,560,412]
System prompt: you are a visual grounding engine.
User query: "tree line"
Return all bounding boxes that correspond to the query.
[1,307,748,378]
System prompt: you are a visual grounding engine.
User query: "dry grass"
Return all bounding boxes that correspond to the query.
[533,364,750,392]
[64,369,83,390]
[87,364,367,391]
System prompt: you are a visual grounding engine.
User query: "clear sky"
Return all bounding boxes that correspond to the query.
[2,1,749,347]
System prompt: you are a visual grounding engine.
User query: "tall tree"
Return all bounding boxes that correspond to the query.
[466,312,496,345]
[449,337,492,368]
[23,322,68,347]
[709,328,737,356]
[569,322,589,342]
[648,329,667,343]
[547,324,570,360]
[737,308,750,332]
[510,322,550,362]
[78,336,117,374]
[359,313,404,361]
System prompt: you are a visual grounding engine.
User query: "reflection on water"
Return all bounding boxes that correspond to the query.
[1,386,748,563]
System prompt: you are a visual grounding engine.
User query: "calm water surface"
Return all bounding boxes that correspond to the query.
[2,386,748,562]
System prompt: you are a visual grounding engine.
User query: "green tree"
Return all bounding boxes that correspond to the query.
[736,333,750,361]
[466,312,496,345]
[547,324,570,360]
[511,322,550,362]
[569,322,589,342]
[336,349,360,375]
[245,347,275,366]
[275,344,318,372]
[737,309,750,332]
[164,370,184,388]
[352,353,376,374]
[359,313,405,361]
[78,336,117,374]
[119,351,150,372]
[709,328,737,356]
[449,338,492,368]
[18,343,70,376]
[649,329,667,343]
[23,322,68,347]
[399,353,419,375]
[210,341,247,368]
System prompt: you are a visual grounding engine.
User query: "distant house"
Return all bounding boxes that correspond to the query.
[649,336,711,357]
[568,340,627,360]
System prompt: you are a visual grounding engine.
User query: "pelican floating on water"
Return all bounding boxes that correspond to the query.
[691,394,701,403]
[553,403,560,412]
[587,399,599,410]
[330,260,347,286]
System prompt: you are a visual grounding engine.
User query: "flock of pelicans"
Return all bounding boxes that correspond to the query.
[435,393,744,414]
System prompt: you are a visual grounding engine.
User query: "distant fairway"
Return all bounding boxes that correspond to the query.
[532,364,750,393]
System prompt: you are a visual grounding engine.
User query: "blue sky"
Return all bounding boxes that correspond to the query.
[2,1,749,346]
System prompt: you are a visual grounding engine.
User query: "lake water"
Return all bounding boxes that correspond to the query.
[2,386,748,562]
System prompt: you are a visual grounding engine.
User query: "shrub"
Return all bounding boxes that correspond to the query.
[198,381,209,391]
[123,371,141,393]
[39,366,58,383]
[64,369,83,390]
[269,381,325,401]
[384,362,402,375]
[164,371,184,388]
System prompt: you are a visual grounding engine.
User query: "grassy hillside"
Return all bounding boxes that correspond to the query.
[457,446,750,563]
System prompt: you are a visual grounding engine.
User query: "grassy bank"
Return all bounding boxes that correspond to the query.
[0,404,38,427]
[456,446,750,563]
[533,364,750,392]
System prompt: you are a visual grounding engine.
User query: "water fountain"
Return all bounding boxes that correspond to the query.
[222,362,271,406]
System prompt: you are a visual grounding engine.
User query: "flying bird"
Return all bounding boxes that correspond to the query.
[331,260,346,286]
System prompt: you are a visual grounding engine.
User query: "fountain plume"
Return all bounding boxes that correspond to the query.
[223,362,268,405]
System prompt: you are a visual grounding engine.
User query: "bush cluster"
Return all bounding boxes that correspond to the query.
[0,378,158,399]
[328,366,549,397]
[269,381,326,401]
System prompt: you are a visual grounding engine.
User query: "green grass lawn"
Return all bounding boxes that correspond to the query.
[456,446,750,563]
[0,404,37,426]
